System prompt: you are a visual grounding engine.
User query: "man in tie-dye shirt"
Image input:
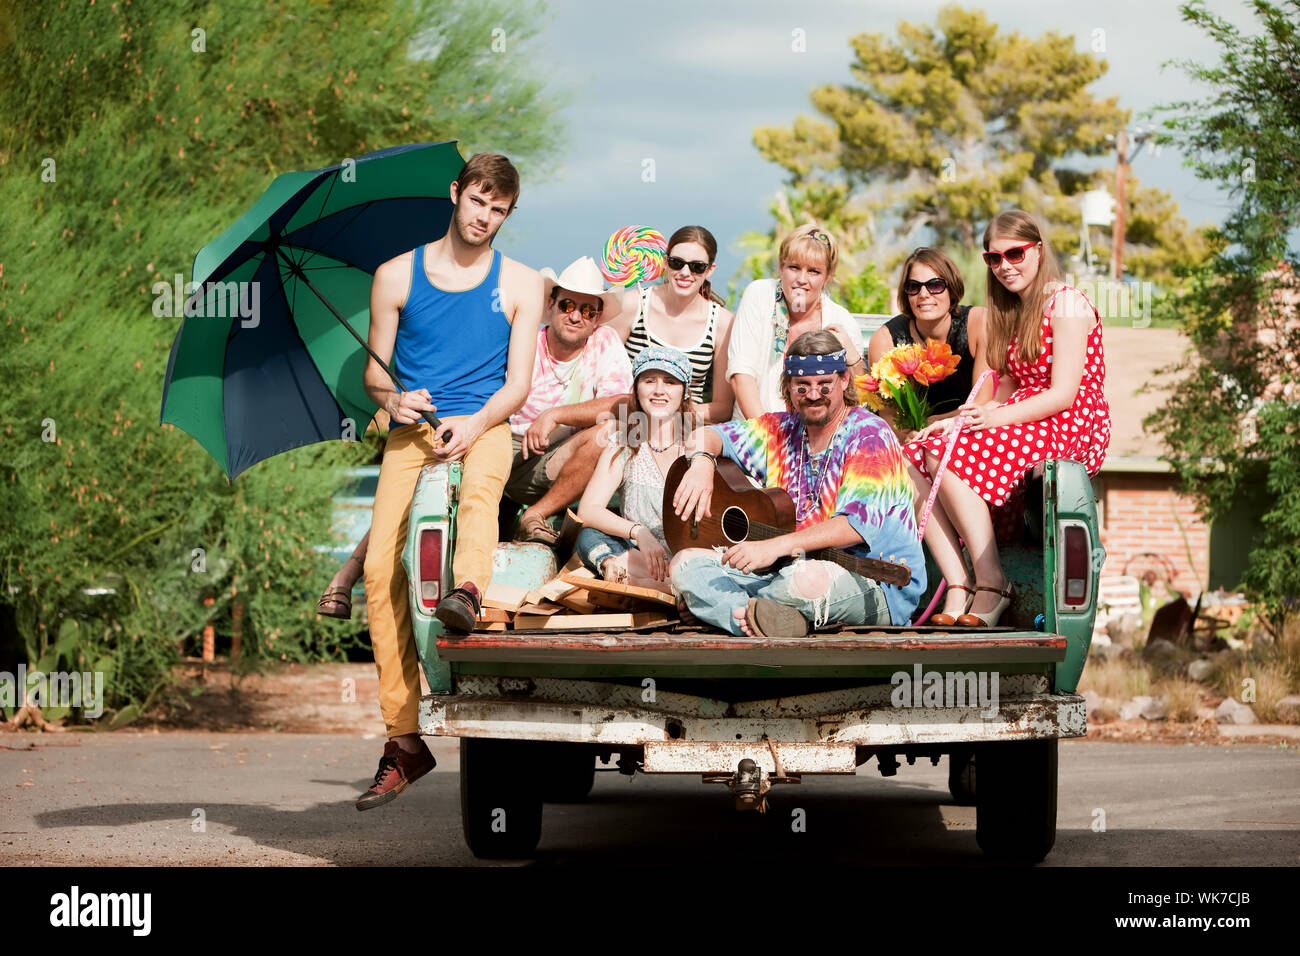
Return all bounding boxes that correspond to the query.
[670,330,925,635]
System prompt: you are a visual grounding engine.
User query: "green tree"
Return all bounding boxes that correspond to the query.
[730,183,891,313]
[1146,0,1300,633]
[0,0,565,722]
[752,4,1206,287]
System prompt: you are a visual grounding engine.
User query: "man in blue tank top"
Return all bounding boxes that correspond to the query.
[356,153,544,810]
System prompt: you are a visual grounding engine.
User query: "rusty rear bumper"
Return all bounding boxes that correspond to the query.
[418,675,1086,774]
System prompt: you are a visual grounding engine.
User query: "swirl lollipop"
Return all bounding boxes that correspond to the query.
[600,225,667,286]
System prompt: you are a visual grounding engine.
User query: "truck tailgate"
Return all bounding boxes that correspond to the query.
[436,628,1066,667]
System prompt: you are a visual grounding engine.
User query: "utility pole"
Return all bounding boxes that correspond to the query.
[1111,128,1128,281]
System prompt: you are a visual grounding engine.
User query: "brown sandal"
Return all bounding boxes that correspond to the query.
[317,587,352,620]
[744,598,809,638]
[514,513,560,545]
[930,583,974,627]
[956,584,1013,628]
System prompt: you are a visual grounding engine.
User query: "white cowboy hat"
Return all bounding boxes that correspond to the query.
[539,256,624,317]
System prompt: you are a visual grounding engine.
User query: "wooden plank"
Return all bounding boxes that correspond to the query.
[475,607,514,623]
[563,574,676,608]
[482,583,529,613]
[516,602,562,617]
[554,589,597,615]
[472,621,509,632]
[587,589,639,612]
[513,612,671,631]
[523,557,590,606]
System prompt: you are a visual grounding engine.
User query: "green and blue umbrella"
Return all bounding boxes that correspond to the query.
[160,141,462,479]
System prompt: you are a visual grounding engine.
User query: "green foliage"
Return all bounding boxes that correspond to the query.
[729,183,888,311]
[751,4,1207,286]
[0,0,564,722]
[837,262,891,315]
[1146,0,1300,633]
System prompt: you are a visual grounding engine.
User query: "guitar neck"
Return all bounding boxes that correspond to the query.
[747,521,910,587]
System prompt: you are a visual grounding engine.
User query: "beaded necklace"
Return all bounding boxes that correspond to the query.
[795,406,848,522]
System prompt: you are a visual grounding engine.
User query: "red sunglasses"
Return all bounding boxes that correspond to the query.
[982,241,1038,268]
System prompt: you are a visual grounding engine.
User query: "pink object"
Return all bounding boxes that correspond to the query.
[600,225,667,286]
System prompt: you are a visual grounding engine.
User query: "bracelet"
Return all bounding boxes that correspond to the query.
[627,522,643,540]
[687,451,717,468]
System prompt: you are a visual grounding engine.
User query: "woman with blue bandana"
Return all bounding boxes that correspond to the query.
[576,346,696,591]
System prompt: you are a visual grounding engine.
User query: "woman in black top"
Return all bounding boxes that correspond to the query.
[867,247,985,442]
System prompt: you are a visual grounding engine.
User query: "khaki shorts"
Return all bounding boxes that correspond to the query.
[504,429,579,505]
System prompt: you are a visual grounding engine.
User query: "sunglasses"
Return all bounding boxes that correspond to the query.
[666,255,711,275]
[792,382,836,397]
[556,298,602,319]
[982,241,1038,268]
[904,277,948,297]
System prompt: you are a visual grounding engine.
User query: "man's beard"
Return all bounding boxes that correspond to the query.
[549,323,589,350]
[799,399,834,426]
[454,214,496,247]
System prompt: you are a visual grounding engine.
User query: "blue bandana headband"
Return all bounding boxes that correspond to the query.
[784,349,847,376]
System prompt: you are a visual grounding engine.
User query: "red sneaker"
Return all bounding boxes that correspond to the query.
[434,581,482,633]
[355,739,436,811]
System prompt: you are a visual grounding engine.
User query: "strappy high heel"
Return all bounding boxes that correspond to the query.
[930,583,975,627]
[956,584,1013,628]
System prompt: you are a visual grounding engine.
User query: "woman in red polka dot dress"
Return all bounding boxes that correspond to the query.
[903,210,1110,627]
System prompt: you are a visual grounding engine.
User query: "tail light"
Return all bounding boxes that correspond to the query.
[1058,520,1092,610]
[418,527,443,611]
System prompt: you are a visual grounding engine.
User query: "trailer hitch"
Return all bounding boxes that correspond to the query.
[703,745,801,813]
[732,758,767,811]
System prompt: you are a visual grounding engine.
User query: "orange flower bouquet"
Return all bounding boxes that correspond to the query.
[855,340,961,430]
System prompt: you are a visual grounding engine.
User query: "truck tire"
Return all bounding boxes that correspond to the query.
[540,743,596,803]
[975,739,1057,863]
[948,748,976,806]
[459,737,544,859]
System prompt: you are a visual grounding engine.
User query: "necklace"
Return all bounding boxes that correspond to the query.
[646,436,679,453]
[795,406,849,522]
[543,331,586,389]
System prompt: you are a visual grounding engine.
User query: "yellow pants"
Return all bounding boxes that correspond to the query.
[363,417,512,737]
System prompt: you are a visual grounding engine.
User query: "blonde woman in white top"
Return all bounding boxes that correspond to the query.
[727,224,865,417]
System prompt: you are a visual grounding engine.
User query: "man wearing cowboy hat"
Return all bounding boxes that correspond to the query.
[505,256,633,544]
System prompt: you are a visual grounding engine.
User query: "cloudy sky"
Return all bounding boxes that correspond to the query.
[492,0,1261,296]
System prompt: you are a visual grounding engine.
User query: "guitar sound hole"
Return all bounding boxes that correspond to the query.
[721,506,749,543]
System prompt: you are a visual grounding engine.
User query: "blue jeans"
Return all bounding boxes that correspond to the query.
[670,553,890,636]
[576,527,633,576]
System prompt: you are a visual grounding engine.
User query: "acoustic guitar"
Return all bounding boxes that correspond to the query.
[662,457,912,587]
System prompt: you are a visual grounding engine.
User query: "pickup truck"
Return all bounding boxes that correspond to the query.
[403,457,1100,864]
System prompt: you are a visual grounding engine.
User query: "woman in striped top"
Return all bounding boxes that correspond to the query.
[602,225,736,424]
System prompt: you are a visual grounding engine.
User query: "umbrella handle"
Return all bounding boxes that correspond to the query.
[418,410,453,444]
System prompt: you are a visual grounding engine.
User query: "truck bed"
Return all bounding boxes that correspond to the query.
[436,627,1066,668]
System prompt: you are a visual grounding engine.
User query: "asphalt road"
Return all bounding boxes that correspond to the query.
[1,733,1297,866]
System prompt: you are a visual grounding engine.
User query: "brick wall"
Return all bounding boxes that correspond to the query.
[1095,473,1210,597]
